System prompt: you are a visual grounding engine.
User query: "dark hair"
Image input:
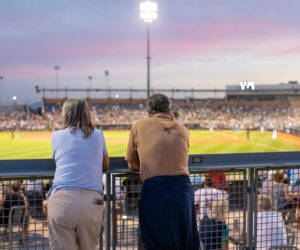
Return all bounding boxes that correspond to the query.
[62,98,94,138]
[147,93,171,115]
[12,181,20,193]
[257,195,272,211]
[204,177,214,188]
[273,170,284,183]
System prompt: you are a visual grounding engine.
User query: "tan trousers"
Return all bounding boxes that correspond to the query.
[48,189,105,250]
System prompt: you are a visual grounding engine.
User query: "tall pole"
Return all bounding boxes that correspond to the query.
[88,76,93,98]
[105,70,109,98]
[0,76,3,105]
[88,76,93,88]
[147,22,151,99]
[140,0,157,99]
[54,65,60,98]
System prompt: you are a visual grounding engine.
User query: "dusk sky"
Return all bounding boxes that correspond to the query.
[1,0,300,104]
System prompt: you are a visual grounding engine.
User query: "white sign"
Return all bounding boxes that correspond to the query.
[240,81,255,90]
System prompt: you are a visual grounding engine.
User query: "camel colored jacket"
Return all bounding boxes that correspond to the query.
[125,113,190,182]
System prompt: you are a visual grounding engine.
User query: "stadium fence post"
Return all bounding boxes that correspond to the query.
[243,169,248,247]
[112,174,116,250]
[105,173,111,250]
[247,167,255,249]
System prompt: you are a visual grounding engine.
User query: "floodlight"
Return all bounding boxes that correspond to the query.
[140,1,157,22]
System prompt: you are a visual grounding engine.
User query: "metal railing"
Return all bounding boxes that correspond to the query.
[1,152,300,249]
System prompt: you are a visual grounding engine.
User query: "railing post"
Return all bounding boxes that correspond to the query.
[105,173,111,250]
[247,168,255,250]
[112,175,116,250]
[243,169,247,248]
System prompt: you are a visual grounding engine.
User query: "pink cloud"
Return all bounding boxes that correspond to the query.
[2,17,296,80]
[1,65,51,79]
[151,19,288,57]
[5,18,288,66]
[274,46,300,57]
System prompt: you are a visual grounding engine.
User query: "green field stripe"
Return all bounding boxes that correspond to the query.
[0,150,51,159]
[0,145,52,159]
[4,154,51,160]
[227,142,263,153]
[8,151,52,158]
[190,131,219,138]
[204,143,244,154]
[1,130,300,159]
[0,144,51,155]
[106,144,127,156]
[103,131,130,139]
[0,150,52,159]
[189,143,227,154]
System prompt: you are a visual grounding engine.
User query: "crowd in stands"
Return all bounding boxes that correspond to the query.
[1,171,300,248]
[194,169,300,249]
[0,179,53,238]
[1,100,300,132]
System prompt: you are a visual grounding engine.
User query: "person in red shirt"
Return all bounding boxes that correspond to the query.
[206,172,228,192]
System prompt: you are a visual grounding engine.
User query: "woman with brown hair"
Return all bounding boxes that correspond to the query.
[267,170,292,213]
[47,98,109,250]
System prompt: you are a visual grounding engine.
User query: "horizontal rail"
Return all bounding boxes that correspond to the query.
[36,87,226,93]
[1,151,300,176]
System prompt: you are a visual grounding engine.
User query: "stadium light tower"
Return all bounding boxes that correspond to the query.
[88,75,93,88]
[54,65,60,98]
[0,76,3,105]
[104,70,109,98]
[140,0,157,98]
[88,76,93,98]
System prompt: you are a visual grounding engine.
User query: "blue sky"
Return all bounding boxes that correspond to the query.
[1,0,300,103]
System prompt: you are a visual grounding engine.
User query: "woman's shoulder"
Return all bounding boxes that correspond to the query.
[93,128,104,136]
[91,129,106,141]
[51,128,69,140]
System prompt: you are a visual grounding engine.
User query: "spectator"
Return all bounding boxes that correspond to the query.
[42,180,53,219]
[25,179,43,217]
[2,99,300,132]
[267,170,292,213]
[261,171,274,194]
[2,181,11,197]
[126,93,199,250]
[194,177,225,219]
[206,172,227,192]
[25,179,43,194]
[199,199,229,250]
[288,168,300,186]
[0,187,4,210]
[0,181,29,235]
[256,194,287,249]
[47,98,109,250]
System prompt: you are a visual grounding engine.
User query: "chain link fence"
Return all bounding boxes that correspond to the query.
[1,158,300,249]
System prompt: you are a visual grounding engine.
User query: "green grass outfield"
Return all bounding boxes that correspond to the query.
[0,130,299,160]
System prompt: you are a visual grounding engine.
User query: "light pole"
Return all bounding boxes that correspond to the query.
[88,76,93,98]
[140,0,157,99]
[0,76,3,105]
[104,70,109,98]
[54,65,60,98]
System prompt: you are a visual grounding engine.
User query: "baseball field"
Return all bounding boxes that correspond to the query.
[0,130,300,160]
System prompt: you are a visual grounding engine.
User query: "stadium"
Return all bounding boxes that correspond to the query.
[2,1,300,250]
[2,82,300,248]
[1,81,300,159]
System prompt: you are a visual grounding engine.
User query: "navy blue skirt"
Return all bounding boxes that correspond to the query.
[139,175,200,250]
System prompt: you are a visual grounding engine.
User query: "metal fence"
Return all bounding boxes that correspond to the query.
[0,176,53,249]
[1,152,300,249]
